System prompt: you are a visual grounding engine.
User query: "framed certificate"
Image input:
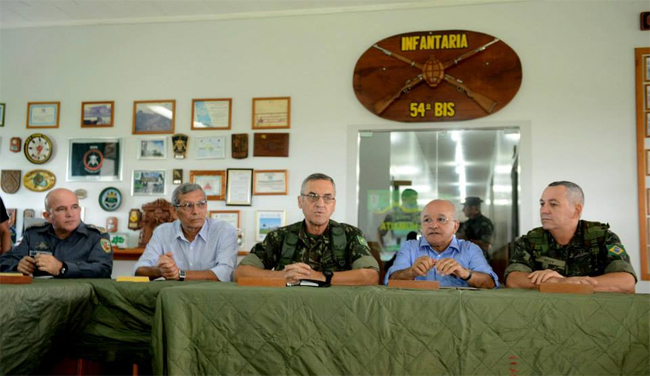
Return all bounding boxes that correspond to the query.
[192,98,232,130]
[132,100,176,134]
[67,138,123,182]
[226,168,253,206]
[209,210,241,228]
[255,210,286,241]
[0,103,5,127]
[252,97,290,129]
[132,170,166,196]
[137,137,167,160]
[253,170,288,195]
[81,101,114,128]
[195,136,226,159]
[190,170,226,200]
[27,102,60,128]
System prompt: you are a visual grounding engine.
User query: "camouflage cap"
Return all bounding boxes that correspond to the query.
[463,196,483,206]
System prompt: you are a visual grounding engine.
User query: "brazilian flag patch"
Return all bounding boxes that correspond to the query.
[357,235,369,247]
[607,244,626,256]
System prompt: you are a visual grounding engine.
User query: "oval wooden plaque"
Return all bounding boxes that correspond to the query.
[353,30,522,122]
[23,169,56,192]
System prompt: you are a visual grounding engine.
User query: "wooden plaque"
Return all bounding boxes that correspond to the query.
[232,133,248,159]
[237,277,286,287]
[253,133,289,157]
[0,273,32,284]
[538,282,594,295]
[353,30,522,122]
[387,280,440,290]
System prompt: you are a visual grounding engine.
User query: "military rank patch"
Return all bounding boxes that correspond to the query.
[101,238,112,253]
[607,245,625,256]
[357,235,369,247]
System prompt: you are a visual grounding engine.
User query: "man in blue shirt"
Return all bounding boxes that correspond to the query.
[385,199,498,288]
[134,183,238,281]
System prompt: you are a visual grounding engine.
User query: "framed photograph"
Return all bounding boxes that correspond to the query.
[190,170,226,200]
[192,98,232,130]
[253,170,288,195]
[645,55,650,82]
[0,103,5,127]
[255,210,286,241]
[226,168,253,206]
[81,101,114,128]
[132,170,166,196]
[138,137,167,160]
[647,113,650,138]
[196,136,226,159]
[26,102,60,128]
[67,138,123,182]
[646,84,650,111]
[647,189,650,215]
[209,210,241,228]
[132,100,176,134]
[647,150,650,176]
[252,97,291,129]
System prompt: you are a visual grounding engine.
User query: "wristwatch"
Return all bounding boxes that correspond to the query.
[59,262,68,277]
[178,270,186,281]
[323,270,334,285]
[461,270,473,281]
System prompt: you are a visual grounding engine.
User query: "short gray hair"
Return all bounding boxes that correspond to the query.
[172,183,206,205]
[300,173,336,195]
[548,181,584,205]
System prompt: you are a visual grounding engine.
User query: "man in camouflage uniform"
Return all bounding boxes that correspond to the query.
[456,196,494,259]
[504,181,636,293]
[236,173,379,285]
[0,188,113,278]
[378,189,421,253]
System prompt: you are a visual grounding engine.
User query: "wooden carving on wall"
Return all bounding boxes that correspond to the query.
[353,30,522,122]
[137,198,176,248]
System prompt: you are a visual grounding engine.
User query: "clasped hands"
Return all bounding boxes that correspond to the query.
[283,263,324,285]
[526,269,598,286]
[158,252,181,280]
[18,254,63,276]
[410,256,470,280]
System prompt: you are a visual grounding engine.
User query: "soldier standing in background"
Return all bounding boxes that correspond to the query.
[378,189,421,253]
[457,196,494,260]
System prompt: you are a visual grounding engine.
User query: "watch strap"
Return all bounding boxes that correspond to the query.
[461,269,473,281]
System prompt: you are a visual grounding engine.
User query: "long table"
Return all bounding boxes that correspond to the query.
[1,280,648,375]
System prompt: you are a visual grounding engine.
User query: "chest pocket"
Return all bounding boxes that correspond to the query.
[534,255,566,273]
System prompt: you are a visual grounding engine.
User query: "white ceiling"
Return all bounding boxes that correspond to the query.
[0,0,518,29]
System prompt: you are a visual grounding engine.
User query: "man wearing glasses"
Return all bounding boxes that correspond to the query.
[235,173,379,285]
[134,183,238,281]
[385,199,498,288]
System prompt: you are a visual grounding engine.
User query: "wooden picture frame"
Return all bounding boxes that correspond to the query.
[190,170,226,200]
[191,98,232,130]
[636,48,650,281]
[252,97,291,129]
[67,138,123,182]
[26,102,60,129]
[646,150,650,176]
[226,168,253,206]
[647,189,650,215]
[0,103,5,127]
[646,112,650,138]
[137,137,167,160]
[132,169,166,196]
[81,101,114,128]
[209,210,241,228]
[255,210,286,241]
[645,55,650,82]
[253,170,288,195]
[132,100,176,134]
[646,84,650,111]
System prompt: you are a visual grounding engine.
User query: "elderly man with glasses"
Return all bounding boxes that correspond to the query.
[134,183,238,281]
[385,199,498,288]
[235,173,379,286]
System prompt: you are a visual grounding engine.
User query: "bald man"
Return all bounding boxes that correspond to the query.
[0,188,113,278]
[386,199,498,288]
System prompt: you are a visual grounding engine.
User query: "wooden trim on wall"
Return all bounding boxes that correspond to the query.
[636,47,650,281]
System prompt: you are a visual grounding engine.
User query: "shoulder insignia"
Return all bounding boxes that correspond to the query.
[87,224,107,234]
[607,245,625,256]
[100,238,112,253]
[357,235,369,247]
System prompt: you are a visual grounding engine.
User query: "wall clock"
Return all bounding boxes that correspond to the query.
[353,30,522,122]
[24,133,53,164]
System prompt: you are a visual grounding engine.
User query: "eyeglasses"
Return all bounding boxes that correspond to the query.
[301,193,336,204]
[422,216,454,225]
[174,200,208,212]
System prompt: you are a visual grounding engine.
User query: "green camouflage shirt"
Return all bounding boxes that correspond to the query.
[240,220,379,272]
[504,220,637,282]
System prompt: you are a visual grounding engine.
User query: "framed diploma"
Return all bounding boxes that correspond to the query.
[255,210,286,241]
[195,136,226,159]
[82,101,114,128]
[27,102,60,129]
[226,168,253,206]
[132,170,166,196]
[209,210,241,228]
[252,97,291,129]
[132,100,176,134]
[253,170,288,195]
[0,103,5,127]
[190,170,226,200]
[137,137,167,160]
[67,138,123,182]
[192,98,232,130]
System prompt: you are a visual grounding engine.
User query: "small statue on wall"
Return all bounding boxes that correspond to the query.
[134,198,175,248]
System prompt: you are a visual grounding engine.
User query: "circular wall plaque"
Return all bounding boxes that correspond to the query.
[99,187,122,211]
[353,30,522,122]
[24,133,53,164]
[23,169,56,192]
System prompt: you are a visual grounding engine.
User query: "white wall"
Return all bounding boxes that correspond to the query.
[1,0,647,292]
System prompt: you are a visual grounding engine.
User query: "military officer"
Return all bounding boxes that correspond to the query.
[235,173,379,285]
[0,188,113,278]
[456,196,494,258]
[504,181,636,293]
